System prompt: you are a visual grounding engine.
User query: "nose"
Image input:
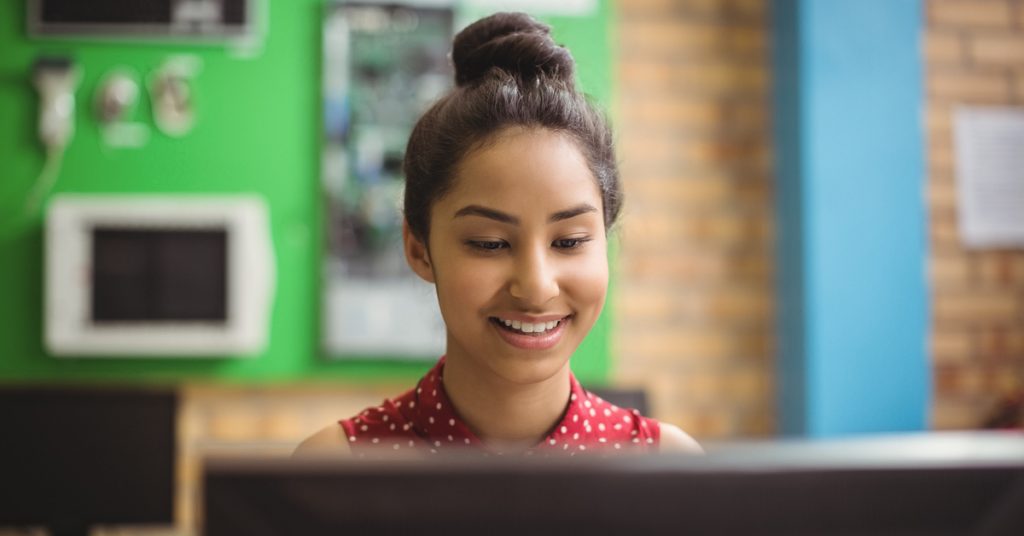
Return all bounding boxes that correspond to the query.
[509,243,559,306]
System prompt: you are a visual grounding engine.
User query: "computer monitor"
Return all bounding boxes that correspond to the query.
[0,387,177,536]
[204,432,1024,535]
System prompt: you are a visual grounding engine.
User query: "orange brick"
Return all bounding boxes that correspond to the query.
[619,60,769,95]
[1012,254,1024,281]
[1011,330,1024,356]
[930,0,1013,29]
[619,248,771,284]
[616,284,680,321]
[621,99,763,134]
[933,290,1019,321]
[928,70,1011,102]
[925,30,965,64]
[665,411,704,437]
[724,364,771,402]
[727,100,770,131]
[618,325,745,361]
[930,253,972,286]
[618,0,717,16]
[675,174,742,200]
[666,406,736,438]
[968,34,1024,65]
[926,102,953,136]
[622,209,759,249]
[620,0,767,19]
[977,325,1012,357]
[960,367,987,394]
[616,21,712,56]
[727,0,767,18]
[927,136,956,174]
[624,175,748,208]
[926,174,958,212]
[708,287,772,323]
[974,251,1019,287]
[730,25,768,56]
[1015,71,1024,101]
[928,132,956,169]
[619,97,724,130]
[618,20,765,58]
[678,370,726,402]
[931,328,974,362]
[993,366,1022,392]
[931,400,984,429]
[930,216,962,249]
[737,409,775,436]
[690,407,737,438]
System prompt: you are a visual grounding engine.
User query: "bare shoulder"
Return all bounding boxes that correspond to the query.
[292,423,352,458]
[658,423,703,454]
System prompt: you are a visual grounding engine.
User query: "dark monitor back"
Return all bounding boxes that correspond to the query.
[205,434,1024,536]
[0,387,176,536]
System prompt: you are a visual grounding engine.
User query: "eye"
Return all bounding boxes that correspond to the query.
[466,239,508,252]
[553,237,591,250]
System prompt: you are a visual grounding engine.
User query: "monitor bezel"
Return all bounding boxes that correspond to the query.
[45,194,275,357]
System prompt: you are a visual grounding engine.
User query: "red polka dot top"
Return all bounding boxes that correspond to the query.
[339,357,660,457]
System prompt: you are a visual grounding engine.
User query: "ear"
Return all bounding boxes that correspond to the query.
[402,219,435,283]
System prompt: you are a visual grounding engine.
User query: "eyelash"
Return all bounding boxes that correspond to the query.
[467,240,508,251]
[553,237,590,250]
[465,238,591,252]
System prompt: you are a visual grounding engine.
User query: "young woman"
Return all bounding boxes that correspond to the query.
[297,12,700,457]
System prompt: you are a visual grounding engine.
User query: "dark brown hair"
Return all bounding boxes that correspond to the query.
[402,12,622,243]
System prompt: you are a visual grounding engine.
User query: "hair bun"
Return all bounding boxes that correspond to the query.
[452,12,575,87]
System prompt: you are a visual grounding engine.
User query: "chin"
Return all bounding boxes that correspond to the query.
[487,345,574,386]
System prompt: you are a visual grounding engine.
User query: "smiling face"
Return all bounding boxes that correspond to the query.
[403,127,609,386]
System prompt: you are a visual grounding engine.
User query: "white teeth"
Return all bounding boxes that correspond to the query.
[496,317,562,334]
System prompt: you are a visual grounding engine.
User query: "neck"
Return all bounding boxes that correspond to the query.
[441,353,571,451]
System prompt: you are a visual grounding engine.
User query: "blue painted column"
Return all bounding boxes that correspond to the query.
[773,0,929,437]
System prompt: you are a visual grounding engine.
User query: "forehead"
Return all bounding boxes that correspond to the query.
[441,128,602,212]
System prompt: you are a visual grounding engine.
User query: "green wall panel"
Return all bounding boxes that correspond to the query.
[0,1,613,385]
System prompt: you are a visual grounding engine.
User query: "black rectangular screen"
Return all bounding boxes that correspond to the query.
[0,388,176,535]
[206,455,1024,535]
[92,227,228,322]
[31,0,251,37]
[41,0,171,24]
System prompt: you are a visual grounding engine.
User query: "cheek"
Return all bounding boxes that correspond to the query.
[562,248,609,313]
[432,252,506,317]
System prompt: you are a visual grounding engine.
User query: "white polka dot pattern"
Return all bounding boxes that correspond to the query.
[338,356,660,458]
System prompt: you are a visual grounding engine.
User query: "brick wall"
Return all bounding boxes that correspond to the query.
[925,0,1024,429]
[175,383,405,528]
[612,0,775,439]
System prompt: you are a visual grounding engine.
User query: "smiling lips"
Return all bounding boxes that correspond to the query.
[490,315,571,350]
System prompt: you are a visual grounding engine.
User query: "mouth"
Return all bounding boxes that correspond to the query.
[489,316,568,334]
[488,315,572,350]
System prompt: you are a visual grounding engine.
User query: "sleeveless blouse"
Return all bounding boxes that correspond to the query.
[339,357,660,457]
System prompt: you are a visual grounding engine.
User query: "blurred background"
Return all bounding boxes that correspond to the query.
[1,0,1022,532]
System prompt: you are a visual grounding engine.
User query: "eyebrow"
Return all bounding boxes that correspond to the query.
[453,203,598,225]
